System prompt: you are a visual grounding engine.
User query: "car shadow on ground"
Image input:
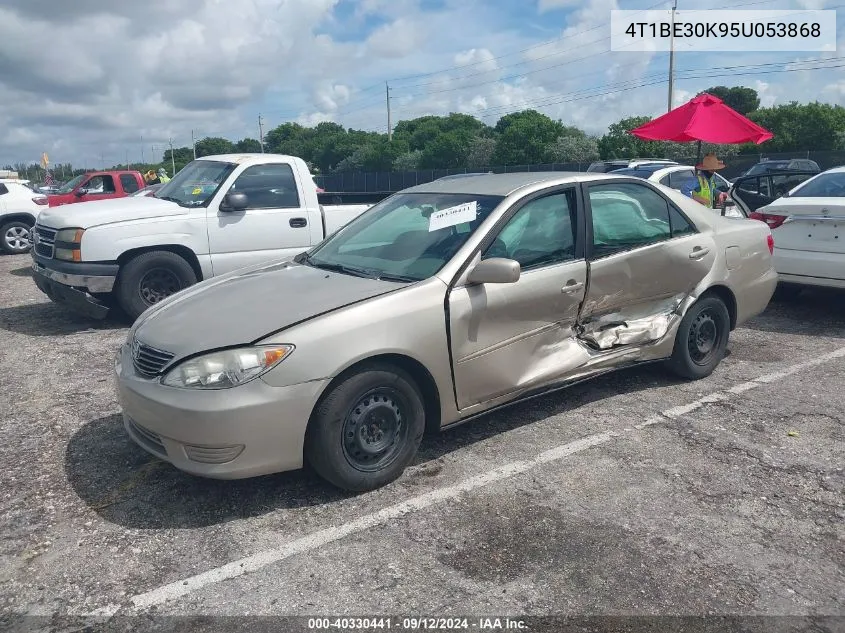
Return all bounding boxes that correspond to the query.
[0,301,129,336]
[745,286,845,338]
[8,265,32,277]
[65,363,684,530]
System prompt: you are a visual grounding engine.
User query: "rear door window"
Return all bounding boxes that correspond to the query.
[120,174,140,193]
[668,169,695,190]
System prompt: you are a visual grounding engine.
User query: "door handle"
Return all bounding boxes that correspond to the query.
[689,247,710,260]
[290,217,307,228]
[561,281,584,294]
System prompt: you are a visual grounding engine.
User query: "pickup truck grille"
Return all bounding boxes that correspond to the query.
[132,339,175,377]
[33,225,56,258]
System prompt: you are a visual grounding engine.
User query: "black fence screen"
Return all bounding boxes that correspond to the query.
[314,150,845,193]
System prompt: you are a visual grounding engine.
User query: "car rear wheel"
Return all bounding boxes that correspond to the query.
[1,221,32,254]
[115,251,197,321]
[305,364,426,492]
[666,295,730,380]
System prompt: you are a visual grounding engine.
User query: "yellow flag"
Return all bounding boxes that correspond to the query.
[40,152,49,169]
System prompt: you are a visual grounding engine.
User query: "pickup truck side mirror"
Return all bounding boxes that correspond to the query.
[220,192,248,212]
[467,258,521,285]
[74,188,87,197]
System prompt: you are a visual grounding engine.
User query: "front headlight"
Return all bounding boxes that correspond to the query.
[54,228,85,261]
[161,345,294,389]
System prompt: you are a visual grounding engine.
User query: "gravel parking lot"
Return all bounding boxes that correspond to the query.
[0,252,843,632]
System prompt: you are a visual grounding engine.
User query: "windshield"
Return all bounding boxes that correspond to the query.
[303,192,505,281]
[746,162,788,176]
[154,160,236,207]
[790,172,845,198]
[56,174,86,194]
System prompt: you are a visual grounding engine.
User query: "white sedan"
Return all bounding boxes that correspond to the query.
[748,166,845,292]
[609,164,742,217]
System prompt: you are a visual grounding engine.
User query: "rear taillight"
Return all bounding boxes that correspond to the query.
[33,197,48,206]
[749,211,787,229]
[767,234,774,254]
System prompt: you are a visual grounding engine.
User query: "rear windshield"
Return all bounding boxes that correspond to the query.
[790,172,845,198]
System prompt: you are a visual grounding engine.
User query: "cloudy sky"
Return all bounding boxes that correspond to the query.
[1,0,842,168]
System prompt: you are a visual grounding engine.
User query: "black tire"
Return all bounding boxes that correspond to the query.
[1,220,33,255]
[305,364,426,492]
[115,251,197,321]
[666,296,731,380]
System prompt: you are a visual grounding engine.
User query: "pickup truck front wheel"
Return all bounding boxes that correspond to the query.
[116,251,197,321]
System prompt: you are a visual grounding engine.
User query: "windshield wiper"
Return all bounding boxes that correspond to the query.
[304,257,375,279]
[156,195,188,207]
[373,273,419,283]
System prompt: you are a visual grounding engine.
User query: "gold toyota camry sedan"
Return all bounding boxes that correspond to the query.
[116,172,777,491]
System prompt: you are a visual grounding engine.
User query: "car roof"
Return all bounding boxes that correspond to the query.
[402,171,603,196]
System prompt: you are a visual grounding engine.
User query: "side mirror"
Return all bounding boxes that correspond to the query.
[74,188,86,197]
[467,258,520,285]
[221,192,248,212]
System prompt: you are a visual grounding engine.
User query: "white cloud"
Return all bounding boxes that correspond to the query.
[0,0,841,168]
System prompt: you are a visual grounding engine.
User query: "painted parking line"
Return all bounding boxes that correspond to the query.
[83,345,845,617]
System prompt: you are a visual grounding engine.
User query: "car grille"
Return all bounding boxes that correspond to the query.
[131,339,175,377]
[33,224,56,258]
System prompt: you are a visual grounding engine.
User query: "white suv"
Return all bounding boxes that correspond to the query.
[0,181,49,254]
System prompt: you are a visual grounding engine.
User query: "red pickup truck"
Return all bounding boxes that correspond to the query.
[48,170,146,207]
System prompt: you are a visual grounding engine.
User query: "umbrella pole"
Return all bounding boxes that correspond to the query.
[695,140,702,164]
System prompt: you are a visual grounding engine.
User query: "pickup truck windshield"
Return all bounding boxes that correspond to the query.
[304,192,505,282]
[154,160,236,207]
[55,174,86,194]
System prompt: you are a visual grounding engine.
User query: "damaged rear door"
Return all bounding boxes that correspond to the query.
[448,186,587,410]
[578,180,717,349]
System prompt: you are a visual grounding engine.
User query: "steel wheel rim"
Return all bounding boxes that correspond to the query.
[139,268,181,305]
[688,309,720,365]
[342,388,409,473]
[4,226,30,251]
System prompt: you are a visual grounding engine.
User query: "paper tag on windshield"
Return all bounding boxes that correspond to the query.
[428,201,478,232]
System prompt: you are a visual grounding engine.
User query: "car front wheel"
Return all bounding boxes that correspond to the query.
[1,221,32,254]
[305,364,426,492]
[666,295,730,380]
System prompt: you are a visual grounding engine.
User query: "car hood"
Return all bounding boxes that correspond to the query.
[36,196,186,229]
[132,261,408,360]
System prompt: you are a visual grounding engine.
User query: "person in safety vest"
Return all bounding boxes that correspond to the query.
[682,153,729,208]
[157,168,171,183]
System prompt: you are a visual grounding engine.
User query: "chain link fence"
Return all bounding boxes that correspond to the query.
[314,150,845,193]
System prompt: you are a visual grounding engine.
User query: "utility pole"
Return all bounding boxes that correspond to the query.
[191,130,197,159]
[169,137,176,177]
[667,0,678,112]
[258,114,266,153]
[141,135,145,165]
[126,149,130,170]
[386,82,393,141]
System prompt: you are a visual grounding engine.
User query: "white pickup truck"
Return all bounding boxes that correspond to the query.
[30,154,372,321]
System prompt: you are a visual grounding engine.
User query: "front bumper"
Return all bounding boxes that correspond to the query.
[31,252,119,319]
[115,343,329,479]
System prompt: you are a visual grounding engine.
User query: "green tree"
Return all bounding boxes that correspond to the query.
[491,110,566,164]
[163,147,195,173]
[394,150,423,171]
[235,138,262,152]
[466,137,496,169]
[545,135,600,163]
[747,102,845,152]
[699,86,760,115]
[195,137,235,157]
[597,116,667,159]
